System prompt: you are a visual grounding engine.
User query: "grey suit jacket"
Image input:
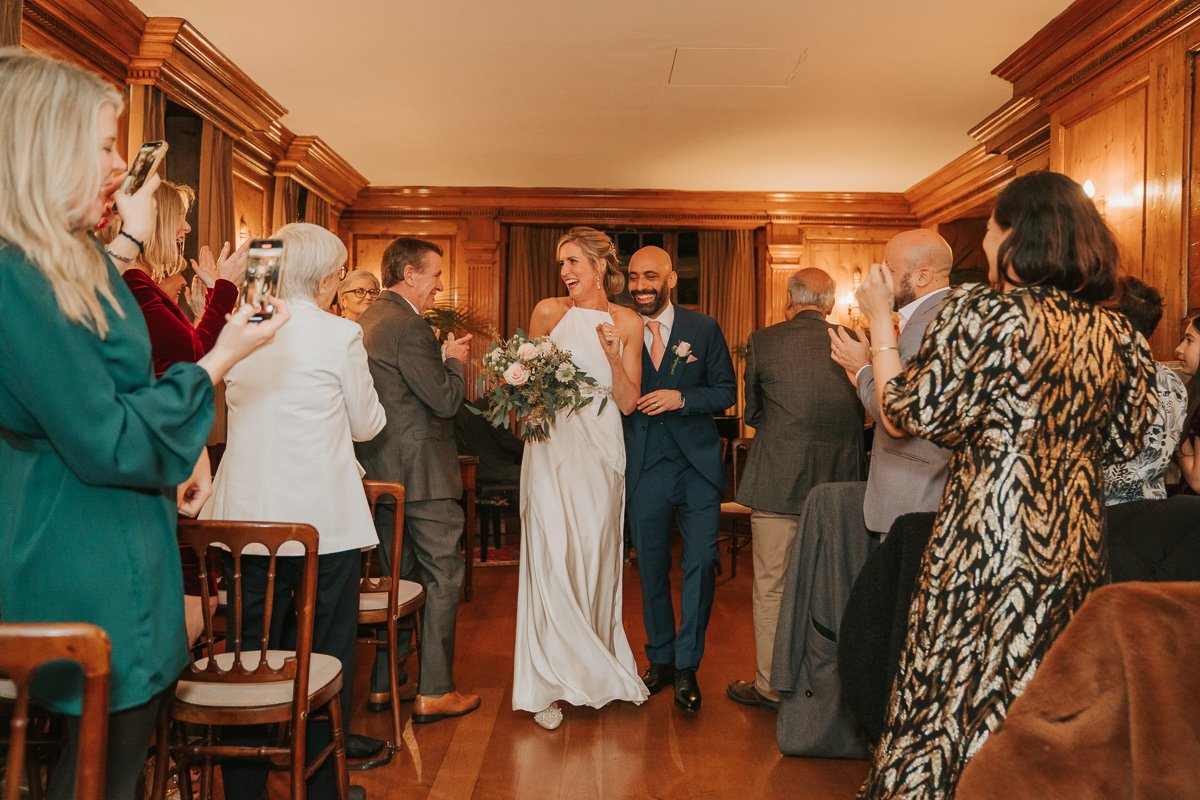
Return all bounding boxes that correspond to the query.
[355,291,465,502]
[736,311,865,515]
[858,290,951,533]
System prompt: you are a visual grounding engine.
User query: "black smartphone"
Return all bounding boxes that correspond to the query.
[242,239,285,322]
[121,140,168,194]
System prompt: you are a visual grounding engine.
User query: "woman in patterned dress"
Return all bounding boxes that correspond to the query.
[854,171,1155,798]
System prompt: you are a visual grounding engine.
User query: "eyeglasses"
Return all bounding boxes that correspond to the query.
[341,288,380,300]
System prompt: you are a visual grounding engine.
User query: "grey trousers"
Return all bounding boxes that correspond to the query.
[372,496,465,697]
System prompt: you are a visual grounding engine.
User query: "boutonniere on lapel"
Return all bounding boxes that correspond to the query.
[669,341,692,375]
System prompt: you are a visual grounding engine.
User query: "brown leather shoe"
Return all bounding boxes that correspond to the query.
[367,679,418,711]
[412,690,481,723]
[726,679,779,711]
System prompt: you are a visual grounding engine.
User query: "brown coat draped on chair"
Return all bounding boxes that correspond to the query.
[957,582,1200,800]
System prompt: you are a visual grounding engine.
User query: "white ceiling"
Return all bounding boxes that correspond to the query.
[134,0,1072,192]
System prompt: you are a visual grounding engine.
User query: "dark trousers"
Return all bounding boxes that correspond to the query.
[370,497,464,697]
[628,453,721,671]
[47,691,165,800]
[220,549,359,800]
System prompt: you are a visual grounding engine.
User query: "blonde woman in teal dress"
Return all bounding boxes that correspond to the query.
[0,50,288,800]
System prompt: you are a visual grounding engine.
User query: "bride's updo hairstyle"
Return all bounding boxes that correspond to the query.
[557,226,624,298]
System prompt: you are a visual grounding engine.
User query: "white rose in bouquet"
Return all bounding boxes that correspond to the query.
[504,362,530,386]
[517,342,538,361]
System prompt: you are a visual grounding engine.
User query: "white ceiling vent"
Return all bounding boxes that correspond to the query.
[668,47,806,88]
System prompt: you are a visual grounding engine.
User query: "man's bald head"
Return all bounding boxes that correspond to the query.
[883,229,953,309]
[627,246,677,317]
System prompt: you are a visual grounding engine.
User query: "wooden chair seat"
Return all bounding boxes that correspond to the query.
[718,437,754,578]
[721,500,752,518]
[359,579,423,616]
[174,651,342,721]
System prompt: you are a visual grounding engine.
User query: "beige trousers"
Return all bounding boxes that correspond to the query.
[751,509,801,701]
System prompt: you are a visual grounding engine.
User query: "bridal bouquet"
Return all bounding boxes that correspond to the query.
[471,331,608,443]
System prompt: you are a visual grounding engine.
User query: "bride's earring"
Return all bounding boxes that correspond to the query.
[595,271,603,289]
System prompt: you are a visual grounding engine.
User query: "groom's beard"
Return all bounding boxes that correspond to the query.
[632,284,670,316]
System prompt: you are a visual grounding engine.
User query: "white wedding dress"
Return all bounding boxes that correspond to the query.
[512,305,649,712]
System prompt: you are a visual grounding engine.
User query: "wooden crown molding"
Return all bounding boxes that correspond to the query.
[345,186,919,228]
[905,145,1015,225]
[996,0,1200,105]
[22,0,145,83]
[127,18,286,139]
[274,136,369,211]
[969,95,1050,160]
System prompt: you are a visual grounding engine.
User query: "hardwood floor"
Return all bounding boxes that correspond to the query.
[345,553,868,799]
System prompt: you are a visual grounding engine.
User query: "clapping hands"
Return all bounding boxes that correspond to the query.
[191,240,250,290]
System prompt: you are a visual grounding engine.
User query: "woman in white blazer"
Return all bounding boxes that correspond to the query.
[202,222,385,800]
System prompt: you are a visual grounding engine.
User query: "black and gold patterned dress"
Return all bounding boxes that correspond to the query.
[859,284,1155,798]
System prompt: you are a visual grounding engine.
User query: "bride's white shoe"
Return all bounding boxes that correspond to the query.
[533,704,564,730]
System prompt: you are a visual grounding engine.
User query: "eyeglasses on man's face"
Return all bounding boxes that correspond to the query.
[342,288,380,300]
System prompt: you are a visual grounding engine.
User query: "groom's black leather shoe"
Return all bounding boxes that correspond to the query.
[641,663,676,695]
[674,669,701,712]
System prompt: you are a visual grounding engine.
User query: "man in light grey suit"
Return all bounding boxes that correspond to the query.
[356,237,480,723]
[726,268,865,710]
[830,228,953,535]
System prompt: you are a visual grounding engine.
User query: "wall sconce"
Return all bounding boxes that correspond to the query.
[844,267,863,327]
[1082,179,1107,217]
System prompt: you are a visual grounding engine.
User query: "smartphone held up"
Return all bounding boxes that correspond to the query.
[122,140,168,194]
[241,239,285,322]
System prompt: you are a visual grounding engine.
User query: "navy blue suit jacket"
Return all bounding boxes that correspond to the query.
[623,305,737,495]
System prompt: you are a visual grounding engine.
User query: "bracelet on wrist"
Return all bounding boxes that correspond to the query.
[872,345,899,357]
[118,229,145,253]
[106,248,135,264]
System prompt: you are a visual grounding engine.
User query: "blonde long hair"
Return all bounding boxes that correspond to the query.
[105,181,193,281]
[0,49,125,337]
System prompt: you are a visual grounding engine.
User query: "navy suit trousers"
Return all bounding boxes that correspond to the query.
[628,452,720,670]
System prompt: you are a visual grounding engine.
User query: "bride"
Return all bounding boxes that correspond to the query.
[512,226,649,729]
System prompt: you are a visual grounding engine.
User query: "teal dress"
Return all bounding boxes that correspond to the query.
[0,242,214,714]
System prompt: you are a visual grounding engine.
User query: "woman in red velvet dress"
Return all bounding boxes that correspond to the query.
[103,180,247,640]
[105,181,245,377]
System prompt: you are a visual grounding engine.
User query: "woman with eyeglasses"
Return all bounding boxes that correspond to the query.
[336,269,381,322]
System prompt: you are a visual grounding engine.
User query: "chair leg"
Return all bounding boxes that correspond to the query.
[480,512,489,563]
[328,696,349,800]
[149,703,171,800]
[388,615,403,753]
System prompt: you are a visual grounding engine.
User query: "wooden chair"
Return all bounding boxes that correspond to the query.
[152,521,347,800]
[719,437,754,578]
[358,480,425,767]
[0,622,111,800]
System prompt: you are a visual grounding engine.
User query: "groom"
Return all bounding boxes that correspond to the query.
[624,245,736,712]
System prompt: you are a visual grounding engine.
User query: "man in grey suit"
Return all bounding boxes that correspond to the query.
[830,228,953,536]
[356,237,480,723]
[726,268,865,710]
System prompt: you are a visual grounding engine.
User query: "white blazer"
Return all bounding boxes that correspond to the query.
[203,298,386,556]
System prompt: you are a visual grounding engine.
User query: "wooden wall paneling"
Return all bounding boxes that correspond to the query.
[1057,78,1150,277]
[1190,39,1200,314]
[1049,37,1189,358]
[801,232,890,330]
[2,0,21,47]
[1144,33,1187,355]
